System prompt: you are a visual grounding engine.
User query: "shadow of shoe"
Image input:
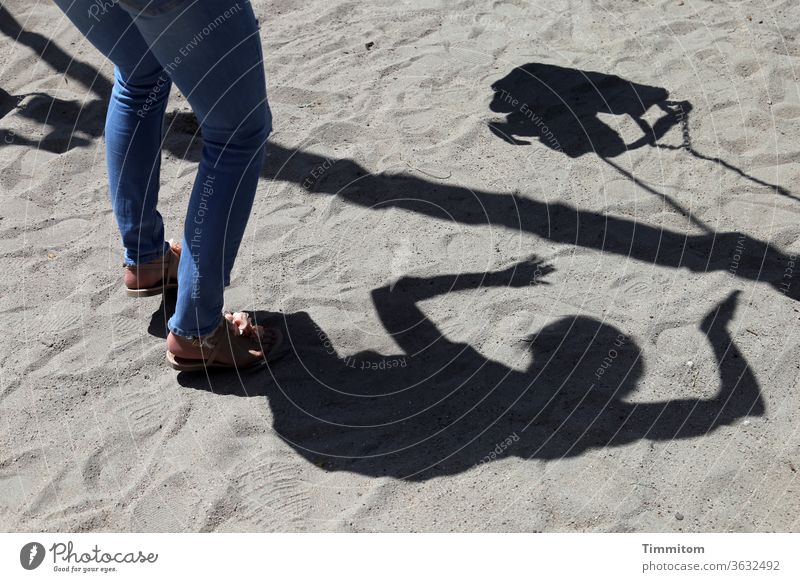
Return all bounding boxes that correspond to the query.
[147,289,177,339]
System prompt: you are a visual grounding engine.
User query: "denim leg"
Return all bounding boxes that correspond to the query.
[107,65,172,265]
[52,0,171,265]
[123,0,271,337]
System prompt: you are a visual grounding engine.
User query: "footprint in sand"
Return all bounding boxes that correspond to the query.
[230,455,311,529]
[112,388,175,437]
[130,471,203,531]
[37,301,85,336]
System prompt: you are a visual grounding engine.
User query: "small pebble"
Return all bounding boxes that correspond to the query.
[686,360,693,367]
[675,512,684,521]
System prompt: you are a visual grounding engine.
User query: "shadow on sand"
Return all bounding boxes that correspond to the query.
[0,4,109,152]
[488,61,795,202]
[0,12,776,478]
[173,261,763,480]
[2,19,796,301]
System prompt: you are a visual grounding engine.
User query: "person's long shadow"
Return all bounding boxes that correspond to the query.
[140,112,800,300]
[249,65,798,299]
[246,140,799,300]
[177,260,763,480]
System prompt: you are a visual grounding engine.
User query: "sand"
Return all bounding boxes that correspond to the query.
[1,0,800,532]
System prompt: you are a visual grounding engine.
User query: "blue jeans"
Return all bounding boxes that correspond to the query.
[53,0,271,337]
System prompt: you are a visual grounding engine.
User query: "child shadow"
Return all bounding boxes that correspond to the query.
[489,61,794,200]
[488,61,683,156]
[176,259,763,480]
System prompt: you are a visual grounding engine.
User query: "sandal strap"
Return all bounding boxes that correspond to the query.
[185,320,226,367]
[202,322,228,367]
[172,312,276,369]
[192,312,267,367]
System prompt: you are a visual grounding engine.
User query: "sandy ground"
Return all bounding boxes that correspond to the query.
[1,0,800,532]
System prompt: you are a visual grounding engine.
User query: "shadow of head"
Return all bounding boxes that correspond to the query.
[524,314,640,398]
[488,62,686,157]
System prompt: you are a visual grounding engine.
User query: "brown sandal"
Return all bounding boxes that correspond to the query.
[166,311,285,371]
[124,240,181,297]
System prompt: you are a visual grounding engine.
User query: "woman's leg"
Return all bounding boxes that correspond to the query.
[52,0,172,266]
[119,0,271,338]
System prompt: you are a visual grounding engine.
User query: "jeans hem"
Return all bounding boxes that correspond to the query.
[168,313,223,338]
[123,240,170,266]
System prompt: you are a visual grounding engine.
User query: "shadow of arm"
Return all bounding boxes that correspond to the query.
[641,291,764,440]
[371,258,553,356]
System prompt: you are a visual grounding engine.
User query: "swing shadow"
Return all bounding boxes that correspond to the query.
[488,61,795,201]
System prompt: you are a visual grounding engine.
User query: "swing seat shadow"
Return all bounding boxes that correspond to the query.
[488,61,688,157]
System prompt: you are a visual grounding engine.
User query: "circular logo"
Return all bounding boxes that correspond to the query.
[20,542,45,570]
